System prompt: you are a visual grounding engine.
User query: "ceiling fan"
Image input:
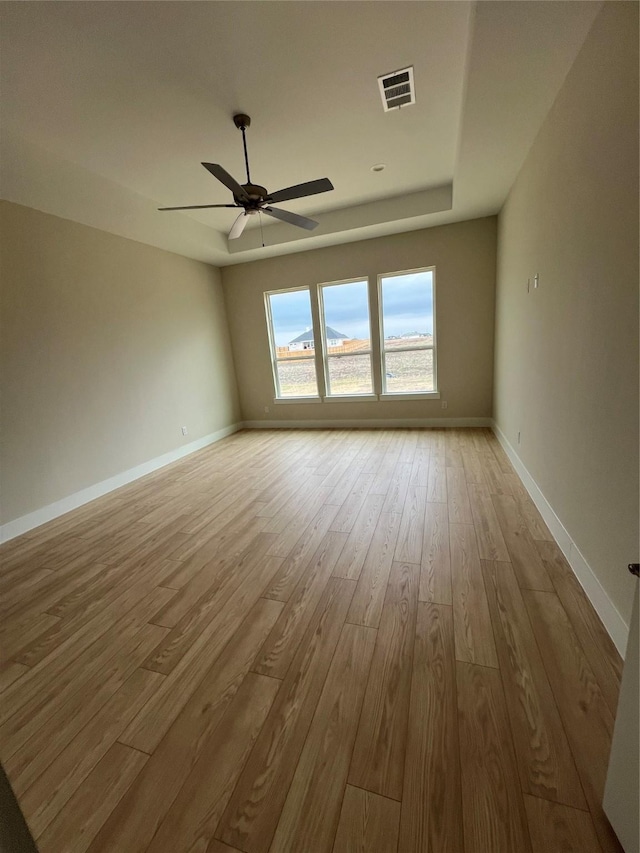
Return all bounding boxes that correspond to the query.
[158,114,334,240]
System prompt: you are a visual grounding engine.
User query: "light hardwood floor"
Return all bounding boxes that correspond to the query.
[0,428,625,852]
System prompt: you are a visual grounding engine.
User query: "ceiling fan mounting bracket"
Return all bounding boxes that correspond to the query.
[233,113,251,130]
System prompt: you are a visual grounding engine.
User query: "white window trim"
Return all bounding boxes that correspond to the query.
[322,394,379,403]
[378,265,438,396]
[265,267,438,403]
[273,396,321,405]
[317,277,375,398]
[264,285,320,400]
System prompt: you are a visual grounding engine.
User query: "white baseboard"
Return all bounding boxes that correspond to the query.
[492,421,629,657]
[242,417,492,429]
[0,423,241,544]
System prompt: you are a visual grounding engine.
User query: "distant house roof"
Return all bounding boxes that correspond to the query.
[289,326,348,344]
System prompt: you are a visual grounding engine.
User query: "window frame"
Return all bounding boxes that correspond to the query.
[317,276,376,400]
[377,265,438,399]
[264,286,320,401]
[264,266,439,403]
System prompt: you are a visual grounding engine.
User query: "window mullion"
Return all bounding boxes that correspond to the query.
[308,284,327,398]
[369,276,383,396]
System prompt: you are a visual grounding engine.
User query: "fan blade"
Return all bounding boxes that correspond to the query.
[158,204,240,211]
[266,178,333,204]
[263,206,319,231]
[229,212,250,240]
[202,163,249,201]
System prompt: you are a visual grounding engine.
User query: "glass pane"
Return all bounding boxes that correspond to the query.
[327,354,373,396]
[380,270,434,349]
[268,289,316,357]
[276,359,318,397]
[384,349,434,393]
[321,280,371,353]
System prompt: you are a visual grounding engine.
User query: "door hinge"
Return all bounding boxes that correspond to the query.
[629,563,640,577]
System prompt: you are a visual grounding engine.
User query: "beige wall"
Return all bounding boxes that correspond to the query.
[0,201,240,525]
[494,2,639,625]
[222,217,497,423]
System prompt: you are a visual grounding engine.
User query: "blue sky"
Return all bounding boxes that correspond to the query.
[269,272,433,345]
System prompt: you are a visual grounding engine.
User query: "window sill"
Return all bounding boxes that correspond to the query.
[379,391,440,401]
[322,394,378,403]
[272,392,440,404]
[273,396,321,405]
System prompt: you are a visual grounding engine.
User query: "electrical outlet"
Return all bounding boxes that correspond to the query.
[441,401,448,410]
[181,426,188,436]
[264,406,270,413]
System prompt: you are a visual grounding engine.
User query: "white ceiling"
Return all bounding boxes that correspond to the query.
[0,1,601,266]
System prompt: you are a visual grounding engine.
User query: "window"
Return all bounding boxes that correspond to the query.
[265,288,318,398]
[379,268,436,394]
[318,279,373,396]
[264,266,437,401]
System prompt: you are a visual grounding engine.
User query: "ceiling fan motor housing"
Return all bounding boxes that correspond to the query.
[236,183,268,207]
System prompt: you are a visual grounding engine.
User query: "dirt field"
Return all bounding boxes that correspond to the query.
[277,340,434,396]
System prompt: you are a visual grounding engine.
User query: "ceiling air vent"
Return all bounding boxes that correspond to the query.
[378,66,415,112]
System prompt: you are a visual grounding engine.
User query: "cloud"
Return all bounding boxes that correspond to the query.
[269,271,433,345]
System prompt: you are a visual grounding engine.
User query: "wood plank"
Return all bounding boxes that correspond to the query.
[467,482,510,561]
[146,672,279,853]
[419,502,451,604]
[263,503,340,599]
[333,786,400,853]
[141,546,283,677]
[492,494,553,590]
[252,531,348,679]
[267,622,376,853]
[398,602,462,853]
[482,560,586,808]
[330,473,375,534]
[456,661,532,853]
[446,467,472,524]
[482,452,513,495]
[3,621,168,797]
[349,561,418,800]
[503,470,553,540]
[20,668,164,837]
[536,539,622,716]
[0,585,173,751]
[217,578,356,853]
[523,590,623,853]
[409,446,430,487]
[0,612,61,665]
[265,486,334,556]
[0,662,29,694]
[89,597,282,852]
[347,511,402,628]
[524,795,602,853]
[332,493,385,580]
[11,557,179,669]
[394,485,427,564]
[461,449,487,485]
[382,461,412,514]
[38,743,148,853]
[427,454,447,503]
[450,523,498,667]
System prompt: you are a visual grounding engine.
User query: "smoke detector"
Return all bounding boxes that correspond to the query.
[378,67,415,112]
